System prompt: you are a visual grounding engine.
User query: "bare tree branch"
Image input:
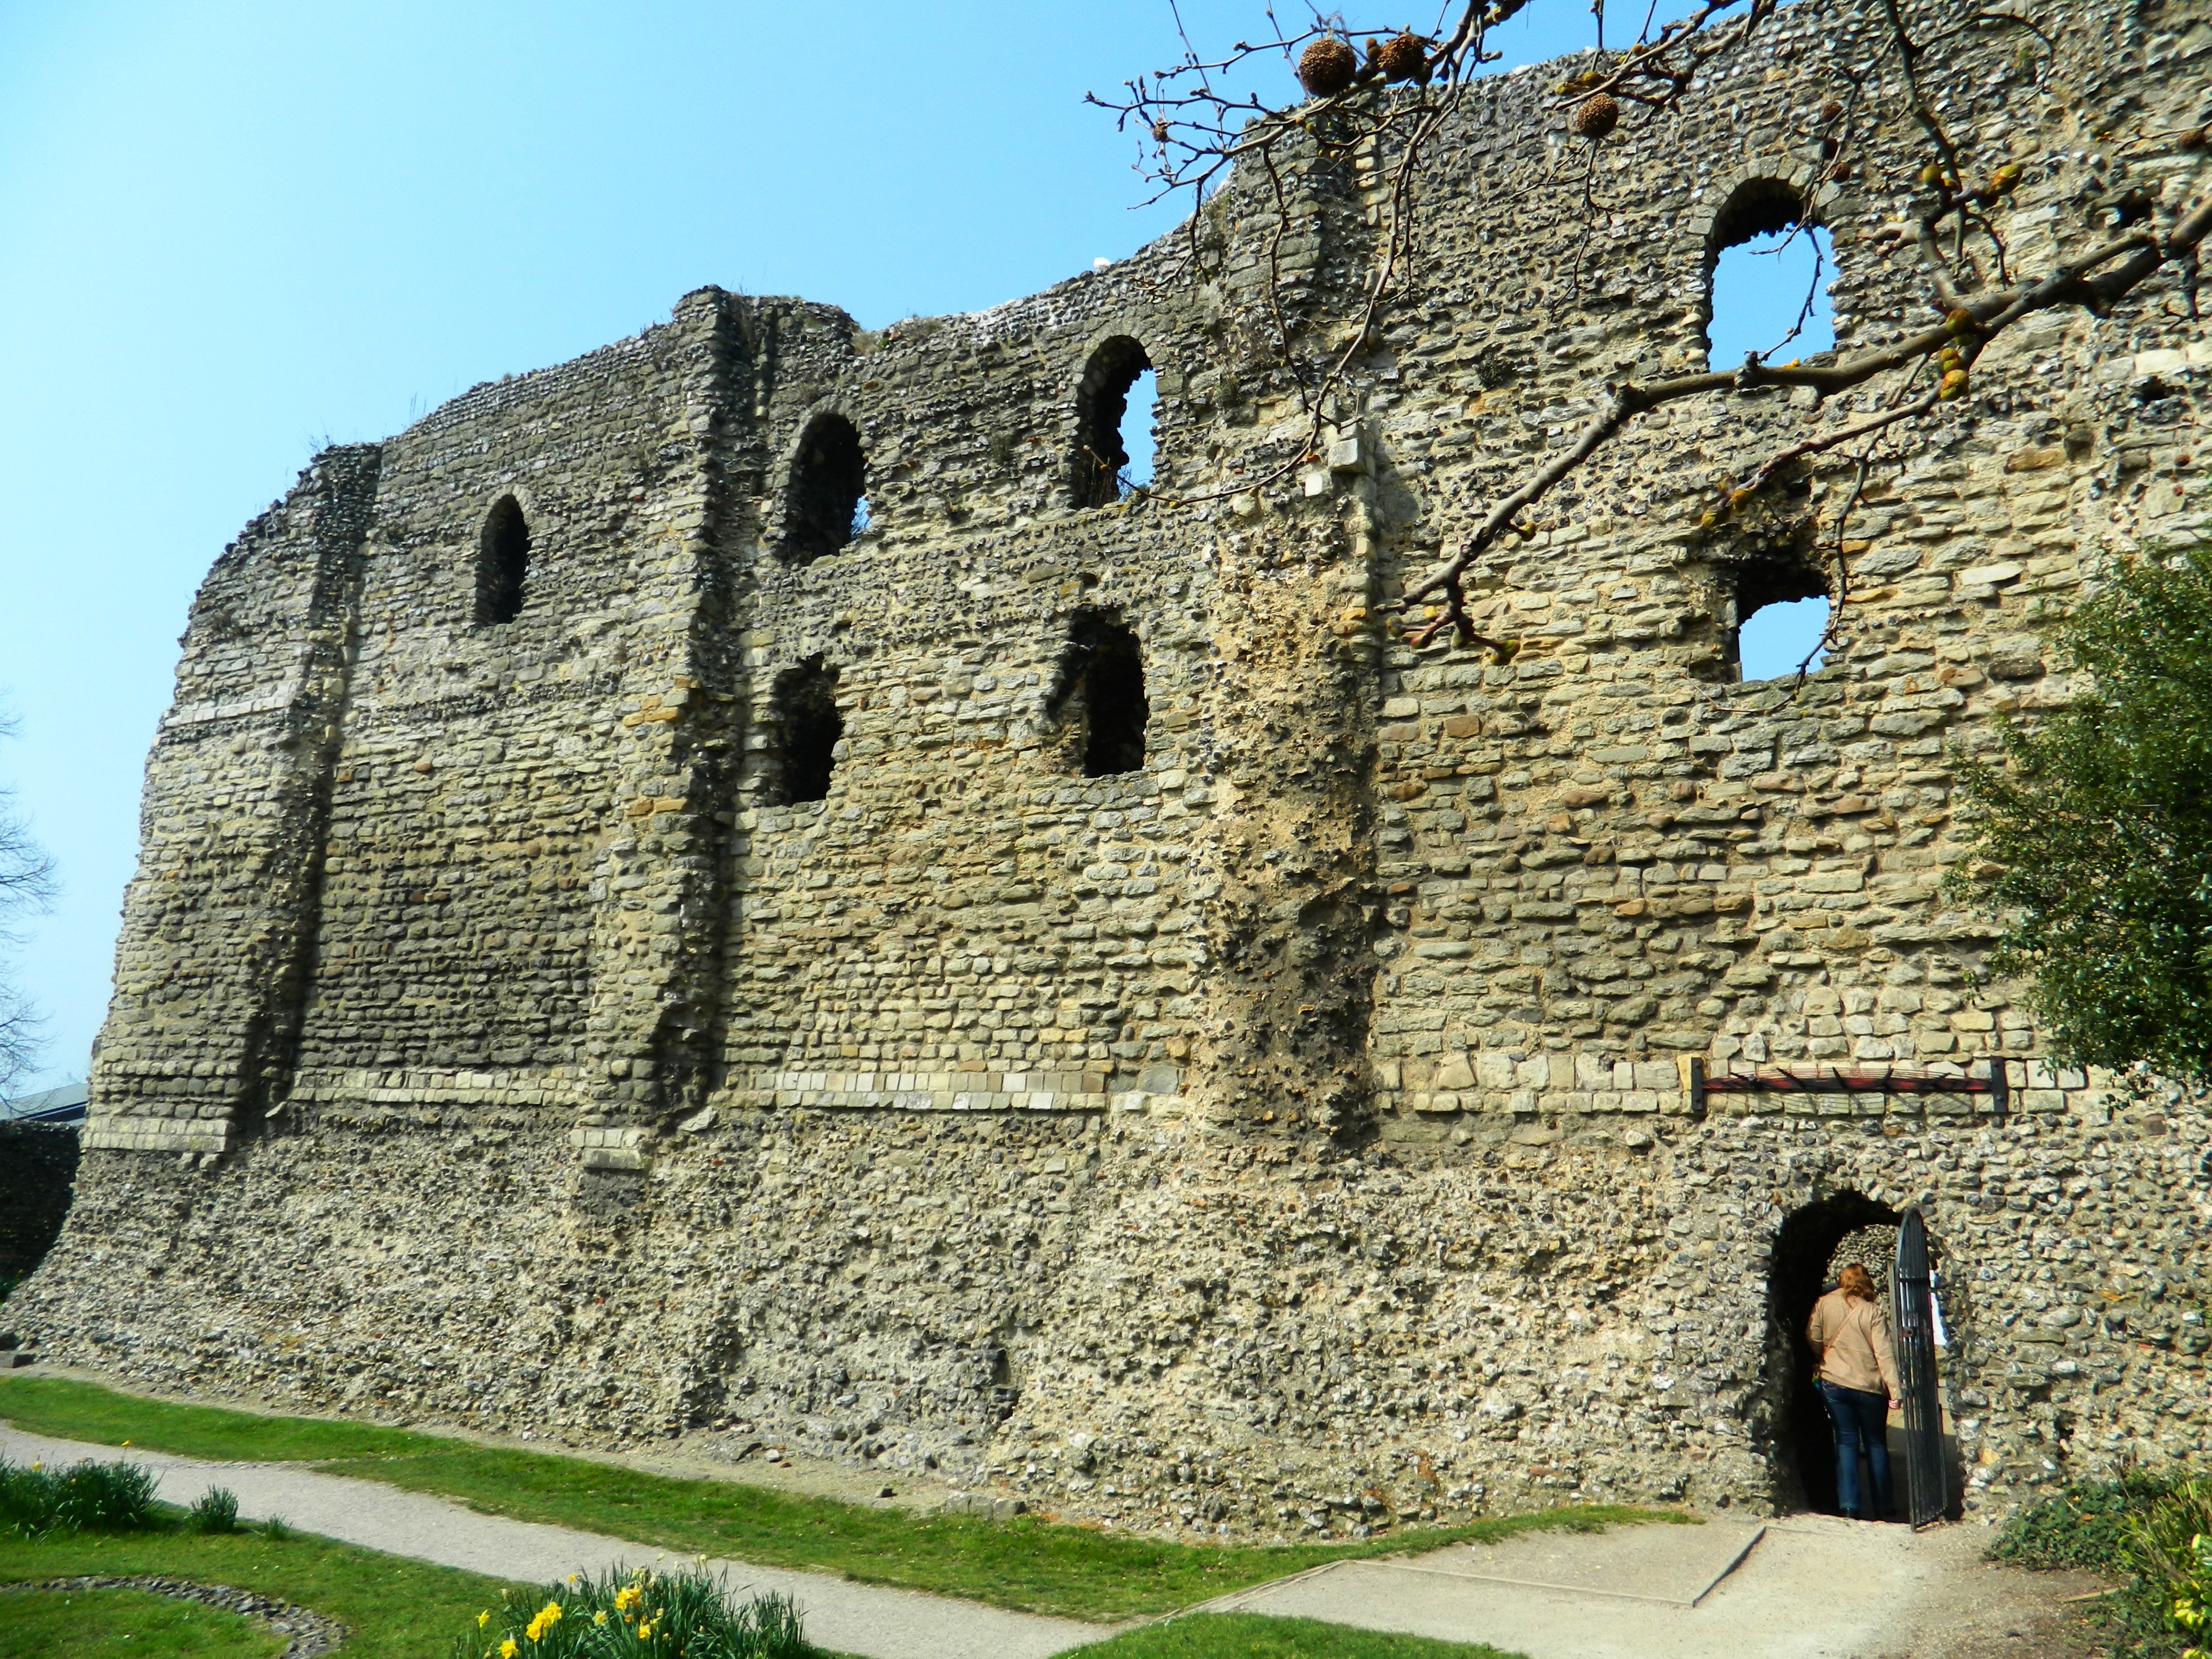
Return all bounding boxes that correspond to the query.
[1102,0,2207,678]
[0,705,54,1092]
[1398,194,2212,627]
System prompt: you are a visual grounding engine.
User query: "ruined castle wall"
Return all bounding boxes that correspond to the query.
[287,324,711,1108]
[87,448,381,1155]
[16,0,2212,1535]
[708,335,1230,1114]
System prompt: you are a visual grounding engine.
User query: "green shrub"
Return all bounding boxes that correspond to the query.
[1949,543,2212,1082]
[189,1484,241,1533]
[1993,1473,2212,1658]
[0,1455,159,1536]
[2167,1536,2211,1659]
[453,1567,821,1659]
[2125,1480,2212,1658]
[262,1515,294,1540]
[1991,1471,2183,1572]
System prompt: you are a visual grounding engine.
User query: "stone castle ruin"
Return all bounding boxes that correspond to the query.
[11,0,2210,1532]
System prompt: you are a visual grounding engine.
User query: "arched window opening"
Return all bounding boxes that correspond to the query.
[1122,370,1158,490]
[1071,338,1155,508]
[1705,179,1836,372]
[771,656,843,805]
[1048,613,1148,776]
[783,415,868,565]
[1733,554,1833,681]
[476,496,530,626]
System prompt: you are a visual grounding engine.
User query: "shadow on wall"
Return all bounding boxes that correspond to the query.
[1769,1189,1900,1514]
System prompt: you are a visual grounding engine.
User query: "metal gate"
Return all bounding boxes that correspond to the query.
[1890,1208,1947,1527]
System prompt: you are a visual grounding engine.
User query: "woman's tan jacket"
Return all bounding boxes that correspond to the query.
[1807,1288,1900,1397]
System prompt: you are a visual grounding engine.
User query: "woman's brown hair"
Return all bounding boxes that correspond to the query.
[1838,1263,1879,1301]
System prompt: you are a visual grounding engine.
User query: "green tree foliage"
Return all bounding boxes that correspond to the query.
[1951,547,2212,1081]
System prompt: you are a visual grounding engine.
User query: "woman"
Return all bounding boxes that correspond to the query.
[1807,1262,1900,1520]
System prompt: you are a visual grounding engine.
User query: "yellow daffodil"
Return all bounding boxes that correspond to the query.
[637,1622,655,1640]
[500,1642,518,1659]
[593,1610,608,1627]
[477,1611,491,1629]
[614,1585,644,1614]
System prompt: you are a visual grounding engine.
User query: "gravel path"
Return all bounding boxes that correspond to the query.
[0,1426,1108,1659]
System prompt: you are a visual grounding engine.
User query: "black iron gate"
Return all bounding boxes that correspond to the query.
[1890,1208,1947,1527]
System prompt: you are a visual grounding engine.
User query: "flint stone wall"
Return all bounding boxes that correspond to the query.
[10,0,2212,1536]
[0,1124,78,1280]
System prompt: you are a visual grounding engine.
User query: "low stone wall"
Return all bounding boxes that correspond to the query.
[0,1123,79,1279]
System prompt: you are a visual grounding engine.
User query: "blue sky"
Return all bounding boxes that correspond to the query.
[0,2,1826,1092]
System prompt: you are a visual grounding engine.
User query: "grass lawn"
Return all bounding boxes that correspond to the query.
[1069,1615,1524,1658]
[0,1521,521,1659]
[0,1585,286,1658]
[0,1376,1687,1623]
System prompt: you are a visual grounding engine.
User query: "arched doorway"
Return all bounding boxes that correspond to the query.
[1769,1189,1899,1513]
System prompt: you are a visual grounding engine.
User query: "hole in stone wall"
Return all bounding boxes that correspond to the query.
[1048,613,1148,777]
[783,415,868,565]
[1704,178,1836,372]
[1732,552,1833,681]
[1769,1190,1900,1515]
[1072,337,1154,508]
[1121,371,1158,490]
[476,496,530,625]
[771,655,843,804]
[1739,595,1833,679]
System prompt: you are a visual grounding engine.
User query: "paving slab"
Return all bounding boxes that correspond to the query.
[0,1426,1106,1659]
[1191,1513,2054,1659]
[1400,1518,1766,1605]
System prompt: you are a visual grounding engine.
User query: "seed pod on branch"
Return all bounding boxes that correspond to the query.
[1298,36,1358,98]
[1375,31,1429,84]
[1571,93,1621,139]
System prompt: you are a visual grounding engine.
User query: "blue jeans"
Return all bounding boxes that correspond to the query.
[1821,1380,1892,1518]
